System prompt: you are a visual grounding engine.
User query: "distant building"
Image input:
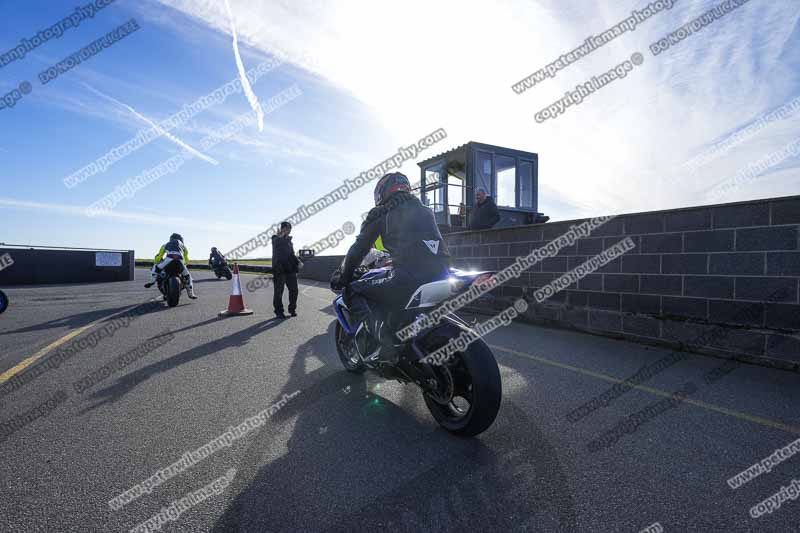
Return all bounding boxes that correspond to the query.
[416,141,548,232]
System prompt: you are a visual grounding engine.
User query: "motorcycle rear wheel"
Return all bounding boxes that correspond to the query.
[421,338,502,437]
[167,276,181,307]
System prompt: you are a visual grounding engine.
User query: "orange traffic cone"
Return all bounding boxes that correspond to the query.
[219,263,254,316]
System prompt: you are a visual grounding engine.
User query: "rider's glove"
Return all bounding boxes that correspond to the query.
[330,269,345,291]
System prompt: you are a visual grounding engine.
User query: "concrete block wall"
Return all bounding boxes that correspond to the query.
[446,195,800,370]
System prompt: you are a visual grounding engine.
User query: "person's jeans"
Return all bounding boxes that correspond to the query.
[273,272,298,314]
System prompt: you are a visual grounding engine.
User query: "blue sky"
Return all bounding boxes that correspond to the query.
[1,0,798,259]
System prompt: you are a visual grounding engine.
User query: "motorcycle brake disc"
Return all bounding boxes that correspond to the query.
[426,365,455,405]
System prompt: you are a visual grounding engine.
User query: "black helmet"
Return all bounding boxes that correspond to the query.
[211,247,218,252]
[373,172,411,206]
[170,233,183,243]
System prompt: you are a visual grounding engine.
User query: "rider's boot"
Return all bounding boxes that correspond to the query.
[184,276,198,299]
[144,269,157,288]
[364,319,400,365]
[346,291,397,364]
[377,321,402,364]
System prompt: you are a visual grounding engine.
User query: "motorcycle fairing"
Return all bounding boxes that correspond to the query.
[404,268,493,310]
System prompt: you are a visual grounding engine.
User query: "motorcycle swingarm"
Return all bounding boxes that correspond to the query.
[391,343,441,386]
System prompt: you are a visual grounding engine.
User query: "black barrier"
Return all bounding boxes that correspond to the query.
[141,255,354,285]
[134,261,273,274]
[0,247,135,285]
[298,255,343,282]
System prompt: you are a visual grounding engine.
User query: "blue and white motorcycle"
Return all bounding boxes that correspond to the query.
[331,254,502,437]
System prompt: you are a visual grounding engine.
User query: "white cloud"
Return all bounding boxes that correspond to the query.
[150,0,800,221]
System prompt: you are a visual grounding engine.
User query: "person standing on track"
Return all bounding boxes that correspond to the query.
[271,222,302,318]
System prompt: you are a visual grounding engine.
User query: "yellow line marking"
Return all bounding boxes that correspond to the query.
[490,343,800,436]
[0,299,159,384]
[0,324,95,382]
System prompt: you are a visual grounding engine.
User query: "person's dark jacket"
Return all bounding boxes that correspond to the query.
[209,249,225,266]
[340,192,450,284]
[468,196,501,230]
[271,235,299,274]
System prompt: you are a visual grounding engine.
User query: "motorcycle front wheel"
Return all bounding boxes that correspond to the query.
[334,321,365,374]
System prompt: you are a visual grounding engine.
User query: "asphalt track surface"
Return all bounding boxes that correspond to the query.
[0,269,799,532]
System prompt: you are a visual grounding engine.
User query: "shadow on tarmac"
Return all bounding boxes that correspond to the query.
[148,317,222,339]
[212,321,578,532]
[0,304,139,336]
[80,317,288,413]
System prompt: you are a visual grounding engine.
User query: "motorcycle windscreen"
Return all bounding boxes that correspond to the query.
[359,266,392,280]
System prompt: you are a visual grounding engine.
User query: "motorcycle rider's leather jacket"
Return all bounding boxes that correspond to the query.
[209,249,225,266]
[340,191,449,284]
[154,238,189,264]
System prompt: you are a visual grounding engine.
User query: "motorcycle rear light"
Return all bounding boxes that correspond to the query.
[472,273,496,289]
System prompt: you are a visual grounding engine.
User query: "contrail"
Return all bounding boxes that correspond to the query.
[223,0,264,132]
[82,83,219,165]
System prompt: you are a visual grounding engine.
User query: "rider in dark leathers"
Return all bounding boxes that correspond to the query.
[334,172,450,360]
[208,247,226,268]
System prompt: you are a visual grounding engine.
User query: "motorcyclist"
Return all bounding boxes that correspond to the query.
[145,233,197,299]
[331,172,450,362]
[209,247,226,268]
